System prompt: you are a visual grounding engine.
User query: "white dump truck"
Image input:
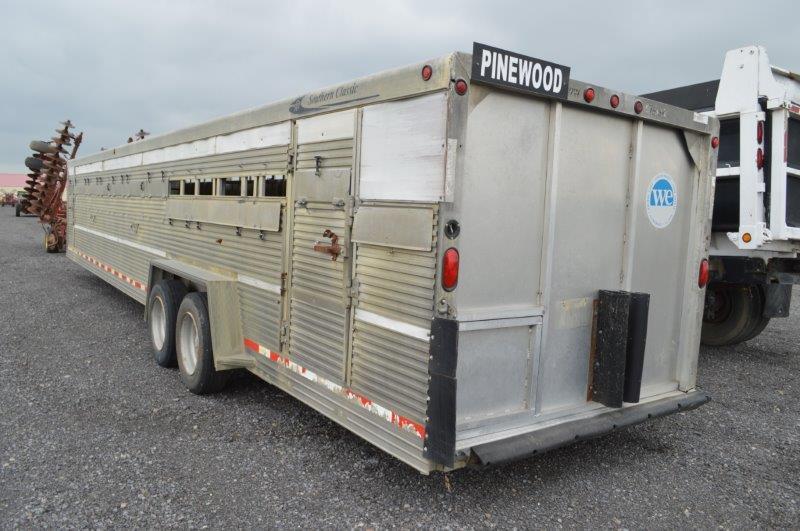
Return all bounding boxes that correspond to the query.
[66,43,718,473]
[645,45,800,346]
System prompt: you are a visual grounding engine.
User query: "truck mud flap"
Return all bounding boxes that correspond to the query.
[591,290,650,407]
[472,390,710,466]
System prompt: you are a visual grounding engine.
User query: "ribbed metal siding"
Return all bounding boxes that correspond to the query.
[69,144,289,347]
[288,138,353,384]
[238,284,282,353]
[70,145,289,199]
[349,206,438,424]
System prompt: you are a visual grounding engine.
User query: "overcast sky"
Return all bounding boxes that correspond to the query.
[1,0,797,173]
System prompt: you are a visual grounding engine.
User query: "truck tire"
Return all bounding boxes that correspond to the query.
[175,292,229,394]
[147,279,187,367]
[738,286,770,342]
[701,285,761,347]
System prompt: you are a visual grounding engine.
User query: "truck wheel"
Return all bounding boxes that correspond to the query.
[175,292,229,394]
[147,279,187,367]
[738,286,770,342]
[701,285,760,346]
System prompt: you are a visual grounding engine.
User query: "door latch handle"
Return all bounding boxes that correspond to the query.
[313,229,341,261]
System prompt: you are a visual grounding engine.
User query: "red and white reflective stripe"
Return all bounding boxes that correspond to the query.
[244,338,426,440]
[72,249,147,292]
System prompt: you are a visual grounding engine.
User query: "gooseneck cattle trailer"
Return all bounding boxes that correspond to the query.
[67,43,718,473]
[646,45,800,346]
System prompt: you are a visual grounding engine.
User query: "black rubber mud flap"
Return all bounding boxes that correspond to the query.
[592,291,631,408]
[623,292,650,403]
[763,284,791,318]
[424,317,458,468]
[592,290,651,407]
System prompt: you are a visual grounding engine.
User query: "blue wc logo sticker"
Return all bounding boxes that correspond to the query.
[645,173,677,229]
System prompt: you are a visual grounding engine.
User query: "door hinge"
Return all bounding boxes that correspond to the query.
[279,323,289,346]
[345,196,356,227]
[348,278,360,300]
[287,153,295,173]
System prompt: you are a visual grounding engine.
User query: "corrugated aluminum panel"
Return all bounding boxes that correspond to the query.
[238,284,282,354]
[249,356,431,473]
[287,137,353,384]
[349,206,438,424]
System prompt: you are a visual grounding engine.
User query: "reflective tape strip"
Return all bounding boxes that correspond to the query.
[74,224,167,257]
[243,338,426,440]
[238,275,281,295]
[354,309,430,342]
[71,249,147,292]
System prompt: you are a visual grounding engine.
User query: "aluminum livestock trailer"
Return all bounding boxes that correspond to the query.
[67,43,718,473]
[646,45,800,346]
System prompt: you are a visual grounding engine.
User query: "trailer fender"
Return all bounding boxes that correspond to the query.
[147,259,252,371]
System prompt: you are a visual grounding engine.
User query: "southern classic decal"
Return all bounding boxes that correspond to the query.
[645,173,677,229]
[471,42,570,100]
[289,82,379,115]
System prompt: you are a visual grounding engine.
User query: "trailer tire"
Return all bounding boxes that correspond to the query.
[701,285,761,347]
[175,292,229,394]
[15,203,21,217]
[148,280,187,367]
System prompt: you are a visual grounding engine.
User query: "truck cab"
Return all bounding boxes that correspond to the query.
[645,46,800,345]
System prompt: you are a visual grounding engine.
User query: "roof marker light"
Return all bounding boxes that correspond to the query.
[421,65,432,81]
[610,94,620,108]
[634,100,644,114]
[583,88,595,103]
[454,79,468,95]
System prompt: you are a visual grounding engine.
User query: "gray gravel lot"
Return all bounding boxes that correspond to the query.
[0,207,798,529]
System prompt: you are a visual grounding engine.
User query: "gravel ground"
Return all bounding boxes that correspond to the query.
[0,207,798,529]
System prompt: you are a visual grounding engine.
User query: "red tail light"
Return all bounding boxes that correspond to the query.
[442,248,459,291]
[454,79,468,96]
[757,121,764,144]
[711,136,719,149]
[698,259,709,288]
[583,87,595,103]
[634,100,644,114]
[609,94,620,108]
[757,148,765,169]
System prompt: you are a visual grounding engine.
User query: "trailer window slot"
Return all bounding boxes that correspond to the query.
[219,177,242,197]
[183,180,196,196]
[198,179,213,196]
[262,175,286,197]
[169,180,181,196]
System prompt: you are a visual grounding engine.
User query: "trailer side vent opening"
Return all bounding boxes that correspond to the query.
[67,42,718,473]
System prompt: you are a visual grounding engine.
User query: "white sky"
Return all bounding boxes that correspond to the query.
[1,0,797,172]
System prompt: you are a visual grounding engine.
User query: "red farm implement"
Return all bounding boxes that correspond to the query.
[23,121,83,252]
